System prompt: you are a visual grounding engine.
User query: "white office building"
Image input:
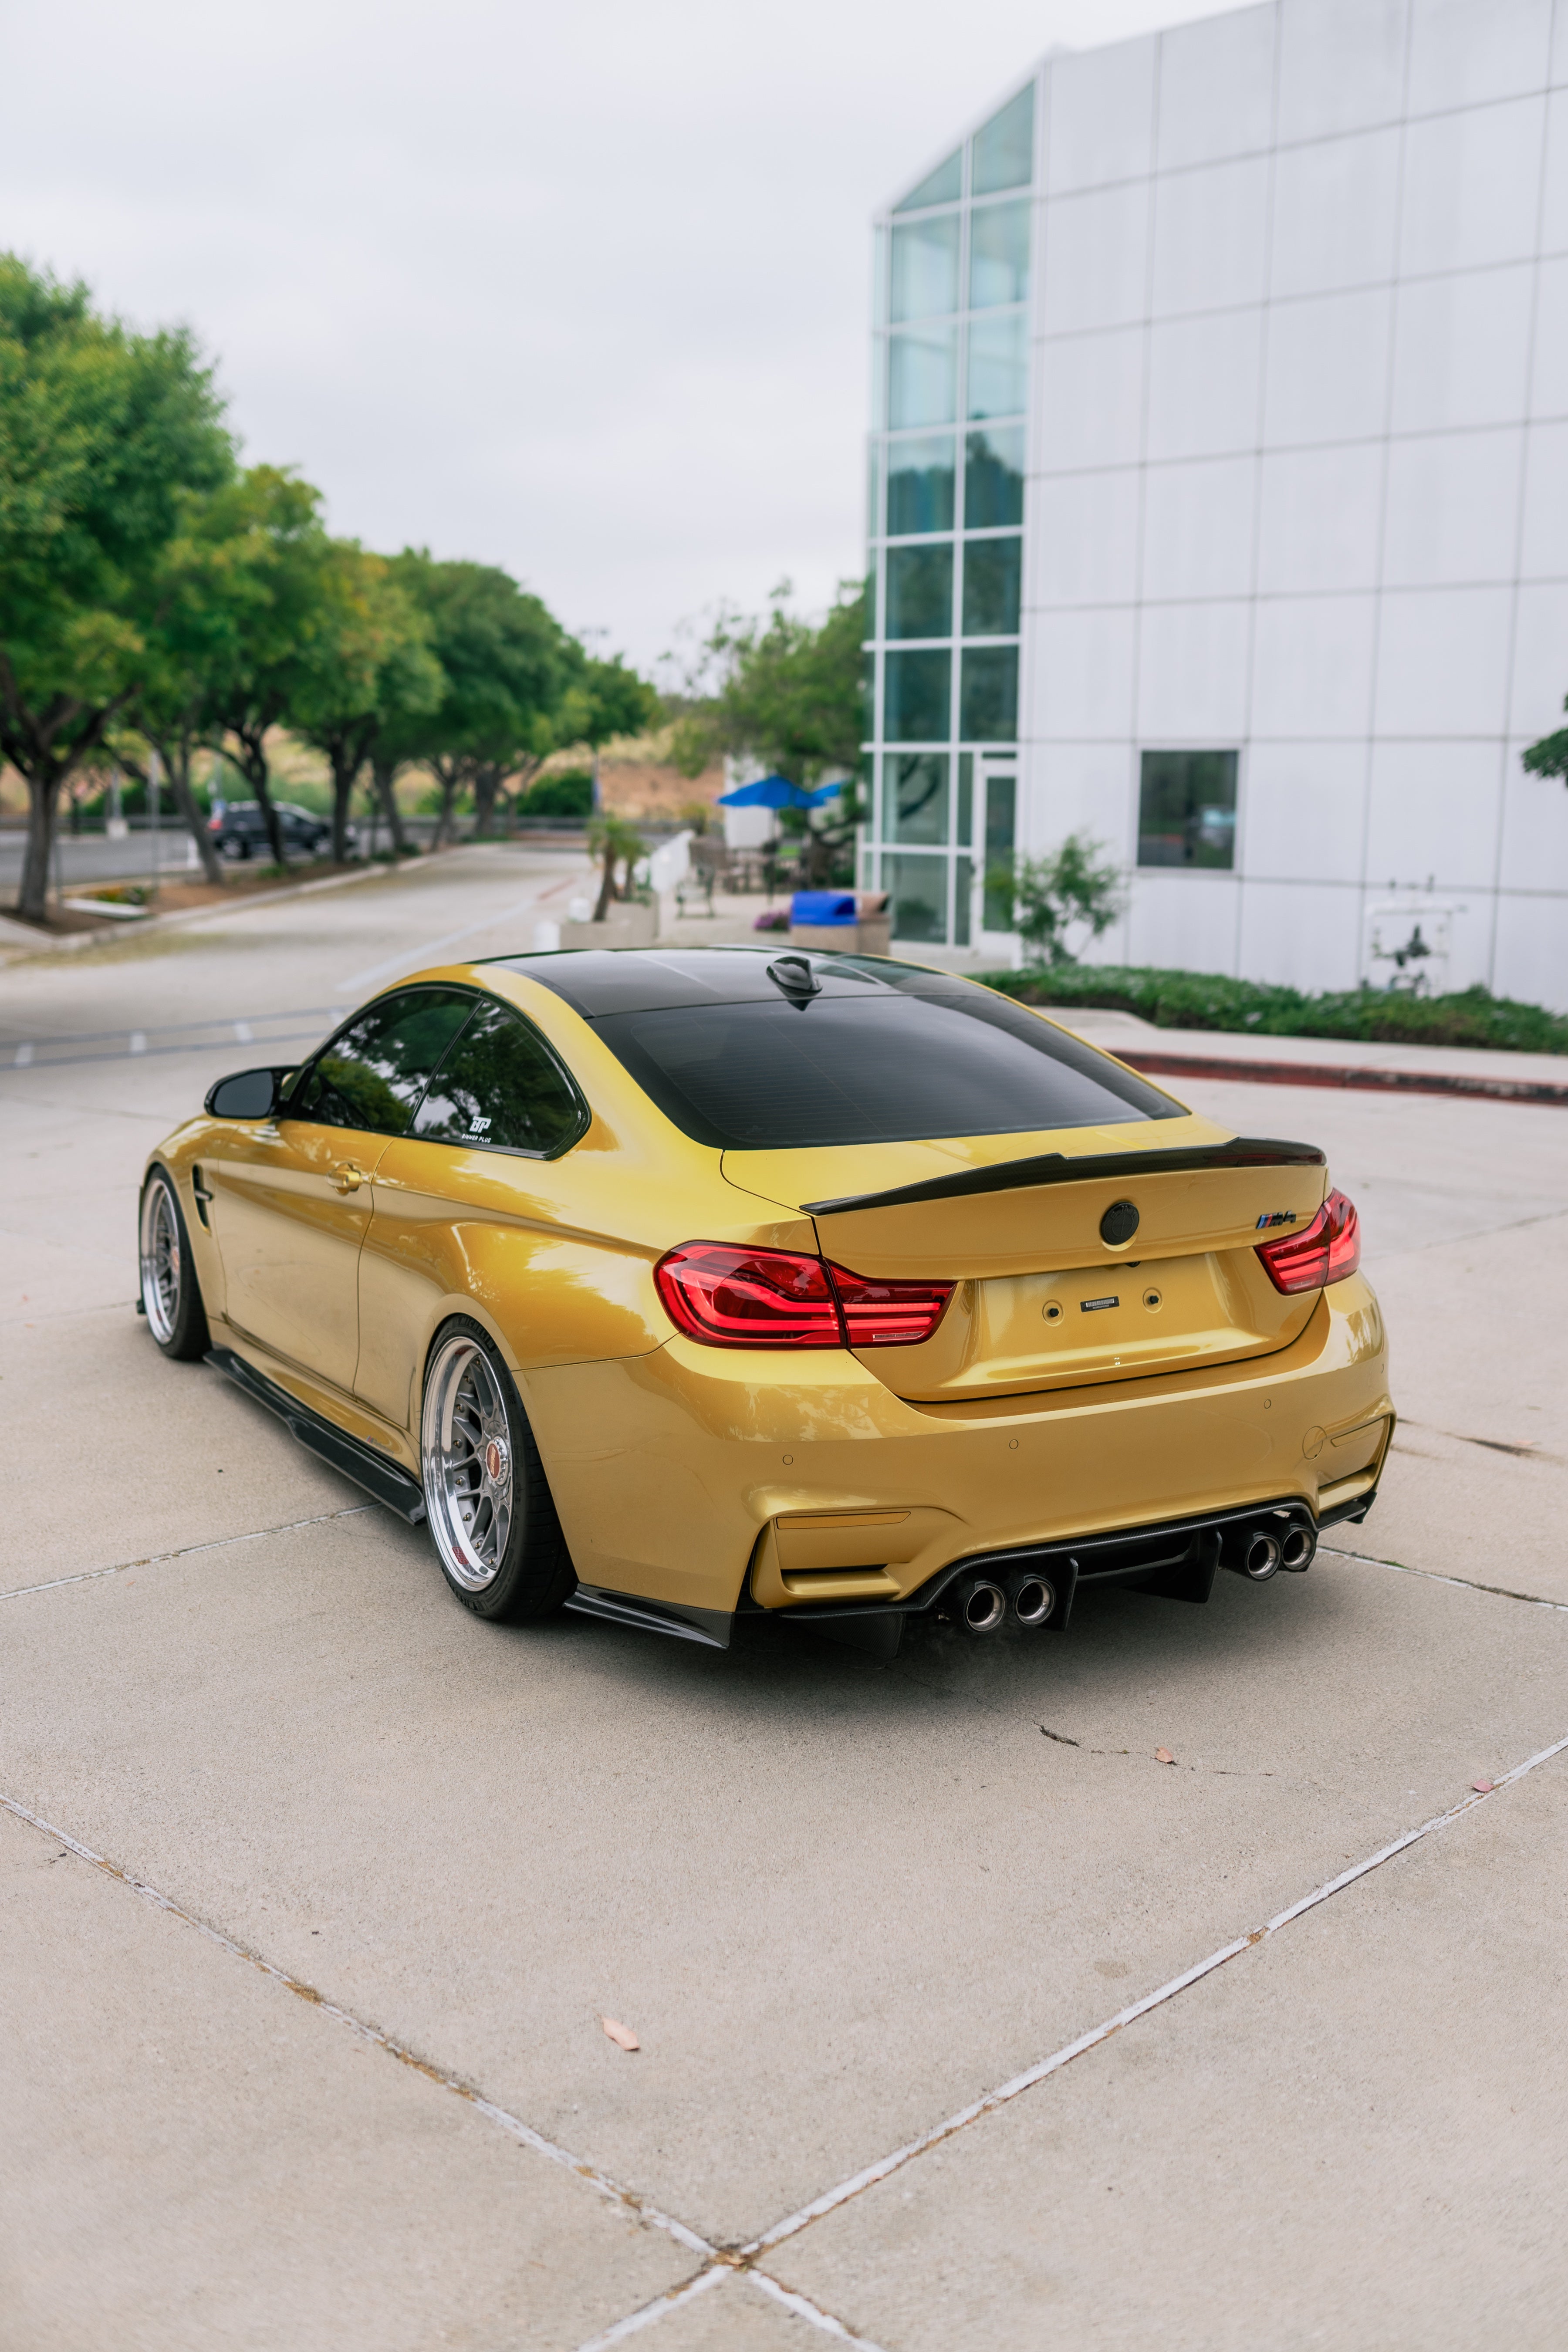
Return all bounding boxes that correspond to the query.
[864,0,1568,1007]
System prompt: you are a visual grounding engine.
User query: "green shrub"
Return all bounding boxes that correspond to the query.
[521,769,593,818]
[979,965,1568,1055]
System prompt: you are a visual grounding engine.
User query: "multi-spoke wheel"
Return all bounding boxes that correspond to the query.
[419,1319,574,1621]
[138,1168,210,1361]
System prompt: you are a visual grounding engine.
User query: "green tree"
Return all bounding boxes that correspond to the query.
[552,651,659,808]
[1009,835,1125,967]
[295,545,443,861]
[0,255,234,920]
[587,811,647,922]
[1523,702,1568,790]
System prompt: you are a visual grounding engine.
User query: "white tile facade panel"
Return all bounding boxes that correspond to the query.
[1269,127,1402,299]
[1240,743,1368,882]
[1041,182,1150,335]
[1276,0,1408,144]
[1530,254,1568,417]
[1250,594,1378,738]
[1507,581,1568,737]
[1036,327,1146,472]
[1031,742,1137,856]
[1364,740,1506,894]
[1497,738,1568,895]
[1406,0,1553,115]
[1492,894,1568,1013]
[1151,156,1271,318]
[1127,872,1240,972]
[1147,309,1265,460]
[1256,443,1385,593]
[1029,468,1143,608]
[1555,1,1568,86]
[1389,266,1535,433]
[1399,98,1546,278]
[1237,880,1366,992]
[1155,5,1276,171]
[1517,421,1568,580]
[1030,609,1137,739]
[1141,456,1257,601]
[1372,585,1515,737]
[1045,39,1157,194]
[1541,89,1568,254]
[1264,289,1392,447]
[1136,600,1253,738]
[1381,428,1525,587]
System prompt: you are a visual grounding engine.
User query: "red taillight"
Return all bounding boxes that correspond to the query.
[1256,1189,1361,1294]
[654,1244,954,1350]
[829,1265,954,1348]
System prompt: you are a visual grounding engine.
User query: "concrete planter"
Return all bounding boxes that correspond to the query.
[561,901,659,952]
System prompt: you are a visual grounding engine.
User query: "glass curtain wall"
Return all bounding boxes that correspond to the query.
[866,81,1033,946]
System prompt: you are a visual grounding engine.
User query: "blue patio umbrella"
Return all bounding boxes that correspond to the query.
[716,774,815,810]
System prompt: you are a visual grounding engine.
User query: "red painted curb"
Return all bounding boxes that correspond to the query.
[1119,1048,1568,1107]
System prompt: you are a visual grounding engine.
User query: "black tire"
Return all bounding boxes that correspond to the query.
[138,1167,210,1361]
[419,1316,575,1622]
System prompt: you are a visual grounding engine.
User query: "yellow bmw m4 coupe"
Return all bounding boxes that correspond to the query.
[139,946,1392,1657]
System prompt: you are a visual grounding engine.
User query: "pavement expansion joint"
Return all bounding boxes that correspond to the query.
[0,1501,377,1604]
[8,1724,1568,2352]
[1321,1541,1568,1615]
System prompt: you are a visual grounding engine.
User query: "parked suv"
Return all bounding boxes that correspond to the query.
[208,801,351,861]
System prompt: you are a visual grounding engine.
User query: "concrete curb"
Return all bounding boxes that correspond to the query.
[1121,1046,1568,1107]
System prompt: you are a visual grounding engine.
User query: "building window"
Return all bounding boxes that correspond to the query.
[983,773,1017,931]
[885,753,950,844]
[883,852,949,942]
[884,648,952,742]
[966,312,1027,419]
[971,85,1034,196]
[964,427,1024,529]
[890,213,960,323]
[960,646,1018,742]
[886,433,955,535]
[969,199,1031,309]
[1138,750,1239,869]
[896,149,961,213]
[885,544,954,639]
[889,326,957,427]
[961,537,1021,636]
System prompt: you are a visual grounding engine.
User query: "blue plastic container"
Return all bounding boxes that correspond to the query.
[791,890,857,927]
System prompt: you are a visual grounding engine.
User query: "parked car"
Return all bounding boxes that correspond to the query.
[207,801,351,861]
[138,947,1392,1656]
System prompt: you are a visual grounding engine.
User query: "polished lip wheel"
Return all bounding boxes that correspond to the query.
[422,1335,514,1591]
[140,1178,182,1345]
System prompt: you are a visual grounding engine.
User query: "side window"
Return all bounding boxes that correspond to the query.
[287,989,476,1135]
[412,998,585,1157]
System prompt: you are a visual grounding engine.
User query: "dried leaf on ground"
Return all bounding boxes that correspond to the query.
[600,2015,640,2051]
[1155,1747,1176,1765]
[1472,1779,1495,1794]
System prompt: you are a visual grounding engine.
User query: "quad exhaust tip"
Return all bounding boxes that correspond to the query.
[1010,1573,1055,1628]
[953,1575,1008,1635]
[1280,1525,1316,1572]
[1229,1520,1317,1582]
[1243,1531,1282,1581]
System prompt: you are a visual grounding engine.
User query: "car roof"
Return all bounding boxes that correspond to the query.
[484,944,963,1018]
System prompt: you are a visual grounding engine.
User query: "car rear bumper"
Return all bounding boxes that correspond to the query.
[522,1274,1392,1623]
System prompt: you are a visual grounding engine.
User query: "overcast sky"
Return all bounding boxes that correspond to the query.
[3,0,1230,673]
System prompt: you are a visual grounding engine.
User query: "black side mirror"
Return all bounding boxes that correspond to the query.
[204,1066,296,1119]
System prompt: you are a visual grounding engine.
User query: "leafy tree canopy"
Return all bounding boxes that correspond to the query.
[1522,701,1568,786]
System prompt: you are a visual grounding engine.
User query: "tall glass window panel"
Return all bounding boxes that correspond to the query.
[961,647,1019,742]
[885,544,953,641]
[966,313,1027,420]
[969,200,1031,310]
[890,214,960,323]
[954,854,974,947]
[889,327,957,428]
[1138,750,1238,869]
[886,753,950,844]
[983,774,1017,931]
[866,440,882,542]
[896,149,962,212]
[884,649,952,743]
[962,537,1021,637]
[965,426,1024,528]
[957,752,974,848]
[885,852,949,944]
[886,434,955,535]
[972,85,1034,196]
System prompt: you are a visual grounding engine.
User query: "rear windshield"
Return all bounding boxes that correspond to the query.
[593,991,1181,1149]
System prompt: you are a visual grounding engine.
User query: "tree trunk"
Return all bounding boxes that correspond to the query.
[138,735,225,885]
[230,725,287,865]
[17,768,64,924]
[330,750,359,863]
[592,835,619,922]
[430,759,463,850]
[471,762,503,839]
[370,759,409,854]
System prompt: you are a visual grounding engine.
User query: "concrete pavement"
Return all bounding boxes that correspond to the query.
[2,854,1566,2347]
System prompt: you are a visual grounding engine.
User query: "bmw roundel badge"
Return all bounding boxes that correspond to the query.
[1100,1200,1140,1246]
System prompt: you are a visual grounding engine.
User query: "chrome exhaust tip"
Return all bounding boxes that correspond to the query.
[1280,1525,1316,1572]
[953,1575,1007,1635]
[1242,1531,1282,1582]
[1010,1573,1055,1628]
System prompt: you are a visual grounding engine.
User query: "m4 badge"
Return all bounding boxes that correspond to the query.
[1255,1210,1298,1229]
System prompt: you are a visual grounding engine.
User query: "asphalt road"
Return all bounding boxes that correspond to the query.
[3,848,1567,2350]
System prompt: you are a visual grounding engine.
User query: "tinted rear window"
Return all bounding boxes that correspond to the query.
[593,991,1180,1149]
